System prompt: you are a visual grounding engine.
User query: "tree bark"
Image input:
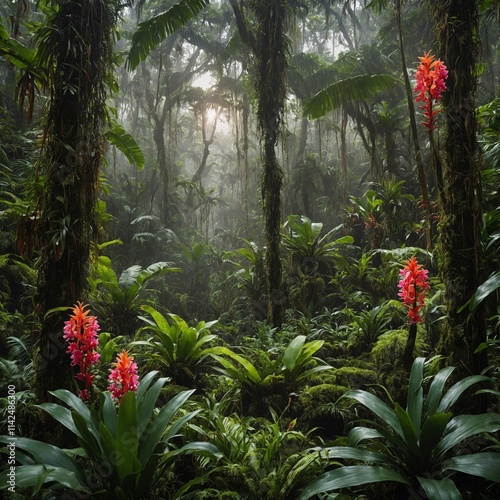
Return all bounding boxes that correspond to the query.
[35,0,115,406]
[253,0,287,327]
[434,0,487,376]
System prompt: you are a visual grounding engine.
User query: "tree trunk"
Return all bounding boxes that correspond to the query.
[253,0,287,327]
[434,0,487,376]
[34,0,115,406]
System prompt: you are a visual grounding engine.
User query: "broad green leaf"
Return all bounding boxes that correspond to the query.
[0,464,89,493]
[407,357,424,435]
[435,413,500,459]
[177,327,198,361]
[425,366,455,417]
[138,389,195,467]
[99,420,117,463]
[437,375,491,413]
[137,376,169,437]
[168,313,190,331]
[298,465,409,500]
[0,436,84,482]
[163,410,201,442]
[295,340,324,366]
[346,426,384,447]
[72,410,101,463]
[283,335,306,371]
[117,391,139,460]
[38,402,79,436]
[419,412,452,462]
[417,476,461,500]
[442,452,500,482]
[106,121,145,170]
[320,445,396,466]
[468,270,500,312]
[211,348,262,384]
[141,305,171,332]
[136,370,161,401]
[394,404,419,456]
[343,389,403,438]
[166,441,223,460]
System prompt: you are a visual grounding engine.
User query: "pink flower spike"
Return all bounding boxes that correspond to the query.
[63,302,101,401]
[398,257,429,324]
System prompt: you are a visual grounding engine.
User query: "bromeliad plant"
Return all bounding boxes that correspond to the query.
[131,305,222,387]
[0,303,221,497]
[0,371,220,497]
[212,335,333,415]
[299,357,500,500]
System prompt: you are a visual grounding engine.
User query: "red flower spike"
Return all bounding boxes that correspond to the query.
[398,257,430,324]
[63,302,101,401]
[108,350,140,402]
[414,52,448,131]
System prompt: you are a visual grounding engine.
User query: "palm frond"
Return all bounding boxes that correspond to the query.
[106,120,145,170]
[303,74,400,119]
[127,0,210,70]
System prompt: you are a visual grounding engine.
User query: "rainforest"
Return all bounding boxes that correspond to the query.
[0,0,499,498]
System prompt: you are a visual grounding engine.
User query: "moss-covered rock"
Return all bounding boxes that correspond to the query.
[299,383,350,439]
[330,365,378,388]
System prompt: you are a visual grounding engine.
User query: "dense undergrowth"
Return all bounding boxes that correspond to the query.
[1,201,499,498]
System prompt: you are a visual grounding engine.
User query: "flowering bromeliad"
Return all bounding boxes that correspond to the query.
[108,350,140,401]
[414,52,448,131]
[63,302,101,401]
[398,257,430,324]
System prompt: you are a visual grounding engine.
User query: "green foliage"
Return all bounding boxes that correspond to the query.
[299,357,500,499]
[132,305,221,386]
[127,0,211,70]
[89,255,181,337]
[282,215,352,315]
[303,74,400,119]
[282,215,353,268]
[105,120,145,171]
[187,402,323,499]
[0,372,221,497]
[281,335,333,386]
[347,299,401,350]
[212,335,332,398]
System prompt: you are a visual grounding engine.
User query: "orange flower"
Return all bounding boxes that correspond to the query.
[414,52,448,131]
[108,350,139,401]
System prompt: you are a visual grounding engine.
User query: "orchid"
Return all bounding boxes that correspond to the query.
[63,302,101,400]
[108,350,140,401]
[414,52,448,131]
[398,257,429,324]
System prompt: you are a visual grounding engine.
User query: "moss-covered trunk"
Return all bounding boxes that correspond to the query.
[34,0,115,405]
[253,0,287,327]
[434,0,487,375]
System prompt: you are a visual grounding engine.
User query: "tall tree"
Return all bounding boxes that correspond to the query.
[33,0,119,404]
[433,0,487,376]
[252,0,288,327]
